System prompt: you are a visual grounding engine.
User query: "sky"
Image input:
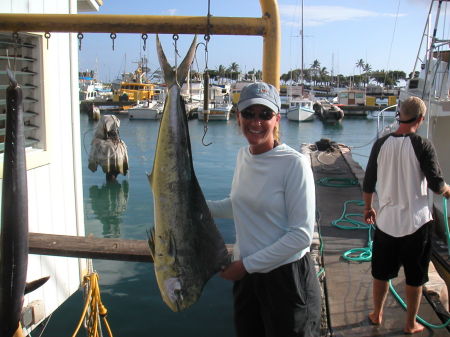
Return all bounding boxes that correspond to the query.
[78,0,434,83]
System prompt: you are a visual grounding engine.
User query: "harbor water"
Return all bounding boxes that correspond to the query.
[37,112,387,336]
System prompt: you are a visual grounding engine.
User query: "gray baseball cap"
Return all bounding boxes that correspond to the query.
[237,82,281,113]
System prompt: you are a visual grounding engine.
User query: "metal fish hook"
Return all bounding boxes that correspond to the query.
[201,124,212,146]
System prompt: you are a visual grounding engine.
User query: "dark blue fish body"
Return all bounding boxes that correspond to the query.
[0,71,29,337]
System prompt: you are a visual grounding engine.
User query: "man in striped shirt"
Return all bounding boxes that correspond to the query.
[363,96,450,334]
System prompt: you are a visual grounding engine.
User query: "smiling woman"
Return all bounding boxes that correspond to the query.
[236,82,281,155]
[207,81,322,337]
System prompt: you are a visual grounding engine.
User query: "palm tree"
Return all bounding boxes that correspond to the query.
[310,59,321,85]
[217,64,226,82]
[319,67,329,86]
[362,63,372,87]
[228,62,240,81]
[356,59,365,73]
[355,59,365,87]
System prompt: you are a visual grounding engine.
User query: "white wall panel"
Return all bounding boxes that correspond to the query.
[28,0,45,13]
[1,0,88,328]
[0,1,12,12]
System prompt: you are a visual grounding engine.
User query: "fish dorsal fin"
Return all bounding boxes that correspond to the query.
[155,35,198,87]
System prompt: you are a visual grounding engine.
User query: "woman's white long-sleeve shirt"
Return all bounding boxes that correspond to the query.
[207,143,316,274]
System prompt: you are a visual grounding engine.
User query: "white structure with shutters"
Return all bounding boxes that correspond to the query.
[0,0,101,333]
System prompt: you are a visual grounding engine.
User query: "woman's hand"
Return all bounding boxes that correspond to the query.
[220,260,247,281]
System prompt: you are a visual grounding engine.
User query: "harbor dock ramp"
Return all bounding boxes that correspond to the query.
[301,140,450,336]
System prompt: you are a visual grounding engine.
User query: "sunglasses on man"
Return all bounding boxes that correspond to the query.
[240,108,276,121]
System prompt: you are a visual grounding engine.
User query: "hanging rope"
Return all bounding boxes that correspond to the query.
[71,272,113,337]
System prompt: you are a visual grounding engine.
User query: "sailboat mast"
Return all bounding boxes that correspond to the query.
[301,0,304,96]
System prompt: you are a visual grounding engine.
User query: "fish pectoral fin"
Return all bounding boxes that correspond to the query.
[148,227,156,260]
[25,276,50,294]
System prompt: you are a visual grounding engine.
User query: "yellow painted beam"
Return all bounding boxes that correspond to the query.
[0,14,265,36]
[0,0,280,88]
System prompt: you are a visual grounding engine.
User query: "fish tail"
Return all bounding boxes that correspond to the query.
[155,34,198,86]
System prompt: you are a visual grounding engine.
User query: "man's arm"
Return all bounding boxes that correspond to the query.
[440,184,450,199]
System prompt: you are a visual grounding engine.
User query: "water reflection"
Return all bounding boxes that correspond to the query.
[89,180,129,238]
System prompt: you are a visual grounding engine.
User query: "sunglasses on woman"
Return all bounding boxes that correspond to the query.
[240,108,276,120]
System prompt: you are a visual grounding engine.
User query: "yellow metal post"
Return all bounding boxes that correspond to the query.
[260,0,281,89]
[0,0,280,88]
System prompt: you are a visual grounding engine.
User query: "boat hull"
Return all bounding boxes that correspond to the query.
[286,106,315,122]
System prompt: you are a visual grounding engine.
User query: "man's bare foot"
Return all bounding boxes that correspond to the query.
[404,322,425,334]
[368,312,382,325]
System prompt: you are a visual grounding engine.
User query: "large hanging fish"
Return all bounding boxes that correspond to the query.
[148,36,230,312]
[0,70,48,337]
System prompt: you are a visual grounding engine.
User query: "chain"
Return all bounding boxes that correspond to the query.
[141,33,148,51]
[201,0,212,146]
[110,33,117,51]
[173,34,179,85]
[77,33,84,51]
[44,32,51,49]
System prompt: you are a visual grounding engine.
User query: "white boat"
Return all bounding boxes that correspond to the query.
[79,83,99,101]
[286,1,315,123]
[197,102,233,121]
[128,87,166,120]
[128,100,163,120]
[286,98,315,122]
[197,90,233,121]
[399,0,450,254]
[181,80,204,103]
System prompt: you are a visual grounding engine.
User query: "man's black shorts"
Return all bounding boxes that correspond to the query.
[371,221,432,286]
